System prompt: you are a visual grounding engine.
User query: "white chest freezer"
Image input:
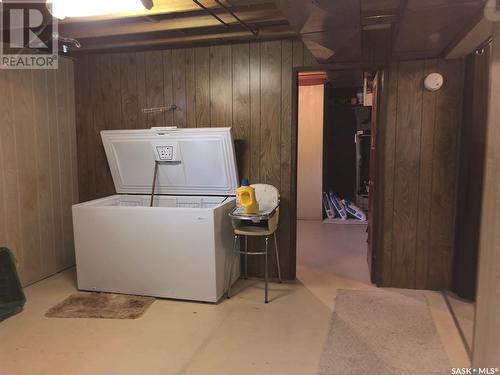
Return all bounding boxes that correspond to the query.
[72,127,240,303]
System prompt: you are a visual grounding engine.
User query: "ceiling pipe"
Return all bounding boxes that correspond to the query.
[59,36,81,48]
[213,0,258,36]
[191,0,229,27]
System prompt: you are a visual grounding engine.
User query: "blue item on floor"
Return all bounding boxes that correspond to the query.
[329,192,348,220]
[343,200,367,221]
[323,192,336,219]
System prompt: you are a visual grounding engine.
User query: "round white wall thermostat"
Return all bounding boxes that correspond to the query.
[424,73,444,91]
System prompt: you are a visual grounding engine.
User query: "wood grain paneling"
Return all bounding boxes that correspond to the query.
[172,49,187,128]
[0,71,23,279]
[375,59,465,290]
[74,39,313,280]
[210,45,232,126]
[56,61,77,269]
[93,56,115,198]
[12,70,42,282]
[427,59,464,288]
[136,52,148,128]
[260,41,282,189]
[119,53,140,130]
[0,58,77,286]
[146,51,166,127]
[249,42,261,184]
[185,48,196,128]
[75,57,95,202]
[232,43,250,180]
[47,69,65,272]
[392,60,423,288]
[415,59,438,289]
[195,47,210,127]
[280,40,293,274]
[32,70,54,277]
[378,65,398,287]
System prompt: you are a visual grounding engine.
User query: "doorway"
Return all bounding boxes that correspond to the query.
[295,69,379,285]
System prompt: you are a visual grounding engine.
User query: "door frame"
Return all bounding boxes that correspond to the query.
[290,62,386,281]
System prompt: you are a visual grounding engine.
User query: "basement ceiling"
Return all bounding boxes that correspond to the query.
[59,0,295,53]
[273,0,486,63]
[393,0,487,60]
[56,0,487,61]
[273,0,362,62]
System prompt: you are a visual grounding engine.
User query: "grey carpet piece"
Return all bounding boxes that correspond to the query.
[319,289,451,375]
[45,292,155,319]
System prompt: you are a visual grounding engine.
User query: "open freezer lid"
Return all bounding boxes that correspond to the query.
[101,127,239,196]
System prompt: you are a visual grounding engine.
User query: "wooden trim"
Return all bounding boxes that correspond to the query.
[298,71,328,86]
[372,68,388,285]
[289,68,299,280]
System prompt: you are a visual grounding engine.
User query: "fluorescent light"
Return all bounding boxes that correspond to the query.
[48,0,148,20]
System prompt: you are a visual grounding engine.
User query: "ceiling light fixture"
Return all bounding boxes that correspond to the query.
[47,0,153,20]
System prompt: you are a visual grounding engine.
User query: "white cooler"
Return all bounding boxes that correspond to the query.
[72,127,240,303]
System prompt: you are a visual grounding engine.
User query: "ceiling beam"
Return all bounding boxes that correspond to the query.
[70,23,294,54]
[214,0,258,36]
[58,0,221,23]
[390,0,408,53]
[192,0,230,26]
[58,4,282,39]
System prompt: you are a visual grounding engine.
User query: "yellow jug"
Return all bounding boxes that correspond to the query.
[236,180,259,214]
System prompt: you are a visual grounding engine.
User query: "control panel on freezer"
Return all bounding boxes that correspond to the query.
[152,142,180,162]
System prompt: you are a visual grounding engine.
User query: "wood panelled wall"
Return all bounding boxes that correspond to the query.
[0,58,78,286]
[74,39,316,280]
[375,59,465,290]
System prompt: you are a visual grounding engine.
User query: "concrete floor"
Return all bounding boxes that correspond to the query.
[445,292,475,354]
[297,220,371,285]
[0,220,470,374]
